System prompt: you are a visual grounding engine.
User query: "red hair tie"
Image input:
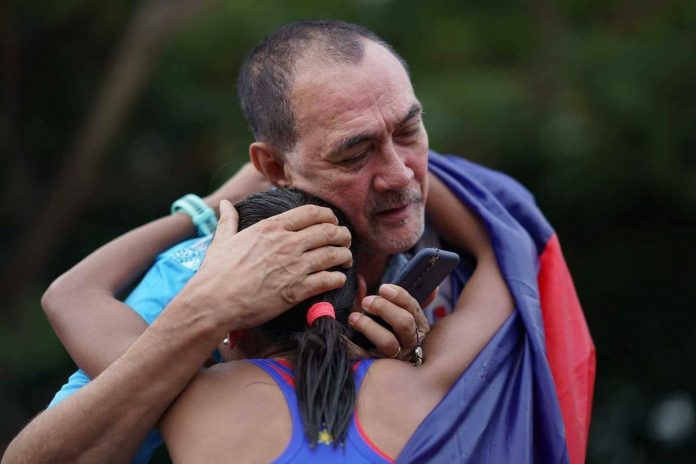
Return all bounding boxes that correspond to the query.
[306,302,335,326]
[225,330,244,349]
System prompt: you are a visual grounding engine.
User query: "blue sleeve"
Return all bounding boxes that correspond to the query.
[124,235,211,324]
[123,257,197,325]
[47,369,91,409]
[45,236,211,463]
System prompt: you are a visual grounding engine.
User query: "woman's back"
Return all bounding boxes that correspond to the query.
[161,357,439,463]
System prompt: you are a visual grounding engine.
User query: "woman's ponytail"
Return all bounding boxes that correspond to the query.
[295,303,354,447]
[234,188,359,447]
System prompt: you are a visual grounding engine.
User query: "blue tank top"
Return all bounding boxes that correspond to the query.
[245,358,394,463]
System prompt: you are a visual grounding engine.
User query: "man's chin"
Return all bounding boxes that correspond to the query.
[363,223,424,255]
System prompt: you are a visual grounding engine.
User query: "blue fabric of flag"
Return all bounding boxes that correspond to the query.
[395,152,570,464]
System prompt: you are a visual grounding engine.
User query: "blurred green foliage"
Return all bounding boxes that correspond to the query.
[1,0,695,462]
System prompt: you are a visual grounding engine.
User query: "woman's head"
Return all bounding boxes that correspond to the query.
[235,188,358,334]
[233,188,359,446]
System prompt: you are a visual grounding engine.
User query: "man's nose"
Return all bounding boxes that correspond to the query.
[374,144,414,192]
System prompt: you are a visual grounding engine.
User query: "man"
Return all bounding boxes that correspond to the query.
[3,20,594,463]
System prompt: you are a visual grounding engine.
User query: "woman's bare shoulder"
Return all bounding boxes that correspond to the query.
[161,360,291,463]
[354,359,445,457]
[182,360,286,411]
[195,360,266,383]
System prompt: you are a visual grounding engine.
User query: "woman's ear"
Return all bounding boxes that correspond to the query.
[249,142,291,187]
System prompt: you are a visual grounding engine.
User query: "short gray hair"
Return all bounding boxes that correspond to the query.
[237,19,408,152]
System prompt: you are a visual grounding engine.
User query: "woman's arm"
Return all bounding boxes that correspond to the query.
[43,163,271,378]
[417,173,515,389]
[364,173,514,393]
[350,177,516,458]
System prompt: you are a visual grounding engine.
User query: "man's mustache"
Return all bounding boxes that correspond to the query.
[367,187,423,216]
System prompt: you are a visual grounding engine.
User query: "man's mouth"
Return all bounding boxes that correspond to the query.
[375,202,412,223]
[368,187,423,224]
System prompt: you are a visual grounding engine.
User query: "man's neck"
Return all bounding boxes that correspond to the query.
[356,252,390,292]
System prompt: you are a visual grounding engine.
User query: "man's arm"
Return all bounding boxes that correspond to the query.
[3,201,351,464]
[2,298,221,464]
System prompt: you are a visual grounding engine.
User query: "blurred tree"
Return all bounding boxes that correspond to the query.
[0,0,208,318]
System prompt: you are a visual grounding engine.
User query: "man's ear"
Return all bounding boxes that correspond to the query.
[249,142,291,187]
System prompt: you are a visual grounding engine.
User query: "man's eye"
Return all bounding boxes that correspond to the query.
[398,127,420,139]
[342,150,369,165]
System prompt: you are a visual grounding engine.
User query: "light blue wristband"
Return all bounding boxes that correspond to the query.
[171,194,218,236]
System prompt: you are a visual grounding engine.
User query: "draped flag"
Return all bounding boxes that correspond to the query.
[397,152,595,464]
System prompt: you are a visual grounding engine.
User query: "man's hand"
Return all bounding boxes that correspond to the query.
[348,283,431,362]
[178,200,353,333]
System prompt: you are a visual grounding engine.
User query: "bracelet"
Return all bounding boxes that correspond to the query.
[171,194,218,236]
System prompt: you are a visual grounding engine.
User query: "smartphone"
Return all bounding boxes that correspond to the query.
[347,248,460,350]
[391,247,460,305]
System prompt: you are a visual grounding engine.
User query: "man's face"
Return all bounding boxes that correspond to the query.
[284,41,429,254]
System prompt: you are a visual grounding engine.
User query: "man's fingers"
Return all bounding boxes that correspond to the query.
[363,293,418,354]
[348,312,401,358]
[217,200,239,235]
[302,246,353,273]
[380,284,430,340]
[355,284,431,360]
[279,205,338,231]
[293,271,347,303]
[295,223,352,252]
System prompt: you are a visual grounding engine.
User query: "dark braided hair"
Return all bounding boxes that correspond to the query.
[235,188,360,447]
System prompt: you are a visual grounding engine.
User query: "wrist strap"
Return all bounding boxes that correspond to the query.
[171,194,218,236]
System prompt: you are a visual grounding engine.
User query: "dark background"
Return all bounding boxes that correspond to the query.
[1,1,694,462]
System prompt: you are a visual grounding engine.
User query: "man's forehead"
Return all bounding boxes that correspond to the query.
[298,91,410,132]
[290,48,417,149]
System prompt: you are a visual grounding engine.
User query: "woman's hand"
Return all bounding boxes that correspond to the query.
[174,200,353,336]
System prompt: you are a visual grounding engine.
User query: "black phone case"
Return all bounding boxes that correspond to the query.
[391,248,460,304]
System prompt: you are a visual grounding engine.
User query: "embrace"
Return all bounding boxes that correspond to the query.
[3,20,594,464]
